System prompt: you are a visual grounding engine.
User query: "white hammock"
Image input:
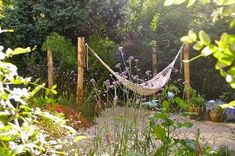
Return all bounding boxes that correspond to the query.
[86,44,184,96]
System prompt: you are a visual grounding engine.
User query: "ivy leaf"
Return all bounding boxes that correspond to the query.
[199,31,211,45]
[154,124,166,140]
[164,0,175,6]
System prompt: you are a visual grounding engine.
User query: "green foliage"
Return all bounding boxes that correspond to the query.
[30,96,57,108]
[58,92,77,109]
[42,33,76,68]
[0,31,79,155]
[186,89,205,107]
[86,34,117,85]
[170,0,235,108]
[149,102,196,155]
[0,147,13,156]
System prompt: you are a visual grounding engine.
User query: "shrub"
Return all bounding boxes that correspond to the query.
[0,30,80,155]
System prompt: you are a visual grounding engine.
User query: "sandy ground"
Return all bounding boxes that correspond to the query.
[78,106,235,155]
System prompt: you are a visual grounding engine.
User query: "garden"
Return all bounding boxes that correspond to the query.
[0,0,235,155]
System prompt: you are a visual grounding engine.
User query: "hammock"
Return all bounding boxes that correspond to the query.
[86,44,184,96]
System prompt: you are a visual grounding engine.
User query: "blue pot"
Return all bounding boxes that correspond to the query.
[224,107,235,122]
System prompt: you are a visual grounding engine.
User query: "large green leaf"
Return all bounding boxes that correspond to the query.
[201,45,217,56]
[174,0,185,5]
[162,100,170,108]
[187,0,196,7]
[199,31,211,45]
[154,124,166,140]
[193,41,204,50]
[6,47,31,57]
[220,100,235,109]
[180,36,193,44]
[230,18,235,27]
[177,122,193,128]
[222,5,235,16]
[215,61,228,69]
[188,30,197,42]
[164,0,175,6]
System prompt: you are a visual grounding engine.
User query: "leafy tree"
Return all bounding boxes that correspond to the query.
[166,0,235,106]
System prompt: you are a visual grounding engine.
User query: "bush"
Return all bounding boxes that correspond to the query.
[0,30,80,155]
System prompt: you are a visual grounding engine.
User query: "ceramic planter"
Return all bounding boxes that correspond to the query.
[188,106,205,120]
[208,110,223,122]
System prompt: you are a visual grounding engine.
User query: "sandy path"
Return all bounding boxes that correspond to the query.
[78,107,235,155]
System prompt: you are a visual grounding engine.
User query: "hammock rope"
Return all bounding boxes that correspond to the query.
[85,44,184,96]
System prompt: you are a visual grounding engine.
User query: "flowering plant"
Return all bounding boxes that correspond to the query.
[0,30,80,155]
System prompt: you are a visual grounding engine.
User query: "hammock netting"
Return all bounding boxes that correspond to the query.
[87,44,184,96]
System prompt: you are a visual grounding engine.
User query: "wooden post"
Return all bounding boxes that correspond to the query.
[152,46,158,75]
[183,44,190,99]
[76,37,85,105]
[47,48,53,92]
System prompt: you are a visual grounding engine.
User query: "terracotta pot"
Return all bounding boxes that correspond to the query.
[188,106,205,120]
[208,110,223,122]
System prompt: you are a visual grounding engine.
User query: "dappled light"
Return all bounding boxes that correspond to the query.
[0,0,235,155]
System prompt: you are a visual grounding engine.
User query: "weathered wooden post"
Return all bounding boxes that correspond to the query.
[183,44,190,99]
[152,46,158,75]
[76,37,85,105]
[47,48,53,91]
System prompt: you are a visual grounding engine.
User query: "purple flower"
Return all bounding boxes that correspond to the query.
[145,70,152,76]
[109,85,114,89]
[133,75,139,80]
[113,81,120,85]
[128,56,134,61]
[115,63,121,69]
[104,79,110,87]
[90,79,96,84]
[134,59,139,62]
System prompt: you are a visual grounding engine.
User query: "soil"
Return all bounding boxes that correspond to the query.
[57,104,91,130]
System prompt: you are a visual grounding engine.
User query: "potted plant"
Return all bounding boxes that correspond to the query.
[205,100,224,122]
[186,89,205,120]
